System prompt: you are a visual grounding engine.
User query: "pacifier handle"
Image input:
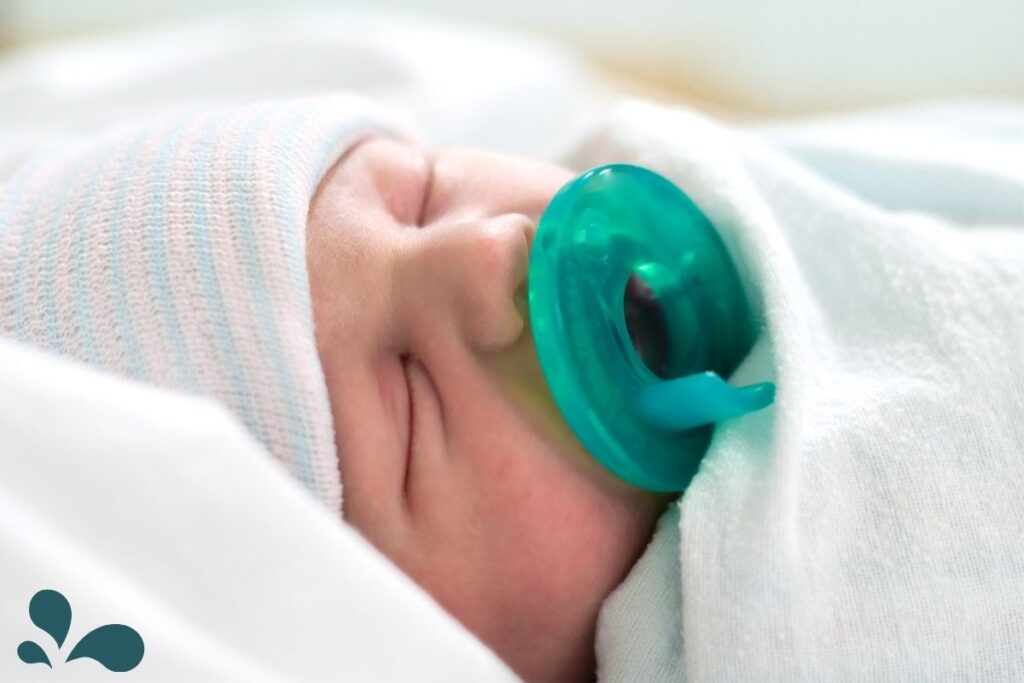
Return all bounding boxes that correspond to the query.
[631,372,775,432]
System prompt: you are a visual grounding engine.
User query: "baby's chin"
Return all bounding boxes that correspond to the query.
[375,462,666,683]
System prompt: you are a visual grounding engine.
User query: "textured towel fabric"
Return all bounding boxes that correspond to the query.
[596,503,684,681]
[0,95,399,513]
[581,101,1024,681]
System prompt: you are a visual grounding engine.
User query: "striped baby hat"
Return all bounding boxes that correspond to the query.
[0,95,401,513]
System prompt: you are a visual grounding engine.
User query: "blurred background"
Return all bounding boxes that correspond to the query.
[2,0,1021,114]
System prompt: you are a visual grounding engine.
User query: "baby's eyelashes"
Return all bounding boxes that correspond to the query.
[415,155,436,227]
[362,138,435,227]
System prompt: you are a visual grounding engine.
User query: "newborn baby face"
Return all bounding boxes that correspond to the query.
[307,138,668,682]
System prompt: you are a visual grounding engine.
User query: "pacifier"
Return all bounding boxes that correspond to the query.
[527,164,774,493]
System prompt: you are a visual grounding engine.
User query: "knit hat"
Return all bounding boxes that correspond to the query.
[0,95,402,513]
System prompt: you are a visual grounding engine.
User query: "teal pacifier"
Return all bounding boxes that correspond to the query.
[528,164,775,493]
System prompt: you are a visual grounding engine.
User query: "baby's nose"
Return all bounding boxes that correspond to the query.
[398,214,533,352]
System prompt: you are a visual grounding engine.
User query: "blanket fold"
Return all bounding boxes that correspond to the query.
[587,100,1024,681]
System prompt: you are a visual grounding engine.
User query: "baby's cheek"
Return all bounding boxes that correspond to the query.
[478,440,642,606]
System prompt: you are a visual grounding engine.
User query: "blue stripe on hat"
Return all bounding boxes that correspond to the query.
[41,157,93,354]
[233,102,319,492]
[68,144,122,366]
[190,107,269,452]
[10,155,79,345]
[109,129,154,381]
[148,118,200,393]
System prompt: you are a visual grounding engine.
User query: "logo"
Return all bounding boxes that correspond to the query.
[16,589,144,673]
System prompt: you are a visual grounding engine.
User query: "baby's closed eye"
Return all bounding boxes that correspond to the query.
[360,138,434,227]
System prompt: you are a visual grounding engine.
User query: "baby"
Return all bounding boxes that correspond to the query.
[307,137,669,681]
[0,97,669,682]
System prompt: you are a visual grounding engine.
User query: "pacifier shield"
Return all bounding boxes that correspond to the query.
[528,164,770,492]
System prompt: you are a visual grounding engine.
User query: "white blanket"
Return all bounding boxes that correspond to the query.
[587,100,1024,680]
[0,336,517,681]
[0,5,606,181]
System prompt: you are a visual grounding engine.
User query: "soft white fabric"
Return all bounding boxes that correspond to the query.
[0,336,518,682]
[0,5,607,181]
[586,100,1024,681]
[596,504,684,681]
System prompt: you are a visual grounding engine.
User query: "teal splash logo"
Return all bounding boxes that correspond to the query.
[17,589,144,672]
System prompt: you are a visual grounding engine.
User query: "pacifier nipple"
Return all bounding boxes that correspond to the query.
[528,164,775,492]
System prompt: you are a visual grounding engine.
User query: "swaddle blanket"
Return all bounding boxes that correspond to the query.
[585,100,1024,680]
[0,333,517,681]
[0,96,400,512]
